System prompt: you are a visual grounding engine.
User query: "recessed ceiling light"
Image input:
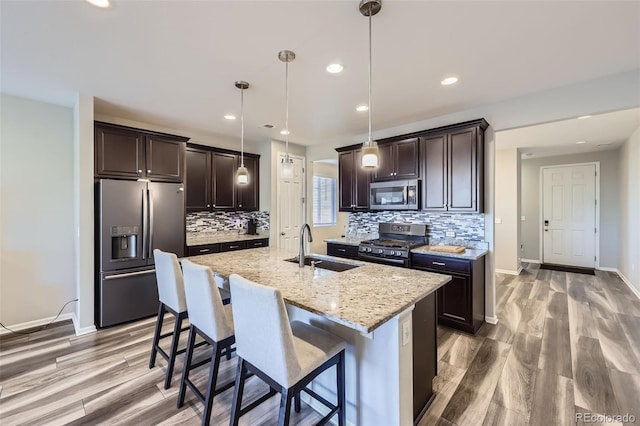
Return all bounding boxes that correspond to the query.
[577,115,592,120]
[576,141,587,145]
[224,114,236,120]
[326,63,344,74]
[441,76,459,86]
[85,0,110,8]
[280,129,290,135]
[356,104,369,112]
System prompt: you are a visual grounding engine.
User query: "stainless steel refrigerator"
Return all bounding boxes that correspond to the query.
[96,179,185,327]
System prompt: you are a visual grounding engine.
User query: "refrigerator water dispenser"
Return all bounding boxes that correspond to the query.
[110,226,138,259]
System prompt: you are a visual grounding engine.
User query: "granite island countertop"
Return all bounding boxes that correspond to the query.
[189,247,451,334]
[186,231,268,246]
[411,245,488,261]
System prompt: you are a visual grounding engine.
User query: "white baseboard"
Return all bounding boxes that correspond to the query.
[0,312,75,336]
[495,268,521,275]
[72,313,97,336]
[597,266,617,272]
[617,269,640,300]
[521,258,541,264]
[485,316,498,324]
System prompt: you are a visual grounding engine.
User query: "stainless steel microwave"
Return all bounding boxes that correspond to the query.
[370,179,419,210]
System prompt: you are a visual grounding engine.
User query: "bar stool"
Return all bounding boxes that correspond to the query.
[149,249,192,389]
[228,274,347,426]
[178,260,236,426]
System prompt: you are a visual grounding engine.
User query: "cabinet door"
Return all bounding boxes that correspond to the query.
[145,136,185,182]
[338,151,356,211]
[353,149,371,210]
[373,143,395,180]
[186,148,211,212]
[422,134,448,211]
[437,275,471,325]
[211,152,237,210]
[394,138,420,179]
[236,156,259,211]
[448,127,477,211]
[95,125,144,178]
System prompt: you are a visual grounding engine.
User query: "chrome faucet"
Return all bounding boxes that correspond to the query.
[299,224,313,267]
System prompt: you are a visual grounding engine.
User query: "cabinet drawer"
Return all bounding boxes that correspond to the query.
[247,238,269,248]
[187,244,220,256]
[411,254,470,275]
[327,243,359,260]
[220,241,247,252]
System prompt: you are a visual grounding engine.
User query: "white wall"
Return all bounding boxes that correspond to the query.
[307,162,347,254]
[618,127,640,293]
[520,150,620,268]
[0,94,77,327]
[495,149,521,273]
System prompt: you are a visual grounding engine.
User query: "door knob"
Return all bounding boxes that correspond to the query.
[281,232,285,236]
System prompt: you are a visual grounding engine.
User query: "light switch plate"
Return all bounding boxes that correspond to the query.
[445,231,455,237]
[402,320,411,346]
[495,217,502,224]
[521,216,526,221]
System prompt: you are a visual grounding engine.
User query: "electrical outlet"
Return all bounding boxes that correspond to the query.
[402,320,411,346]
[521,216,526,221]
[445,231,455,237]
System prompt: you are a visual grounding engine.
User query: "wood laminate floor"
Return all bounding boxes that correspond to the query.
[1,263,639,425]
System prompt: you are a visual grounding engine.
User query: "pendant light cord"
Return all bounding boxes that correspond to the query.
[285,60,290,160]
[367,2,372,144]
[240,86,245,167]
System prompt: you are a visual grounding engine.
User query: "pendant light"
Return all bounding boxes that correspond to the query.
[235,80,249,185]
[279,50,295,179]
[360,0,381,168]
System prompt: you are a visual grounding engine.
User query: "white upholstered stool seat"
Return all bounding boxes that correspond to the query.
[229,274,346,426]
[177,260,237,426]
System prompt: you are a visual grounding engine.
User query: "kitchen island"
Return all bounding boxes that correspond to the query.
[190,247,451,425]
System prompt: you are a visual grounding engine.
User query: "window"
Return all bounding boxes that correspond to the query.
[313,176,337,226]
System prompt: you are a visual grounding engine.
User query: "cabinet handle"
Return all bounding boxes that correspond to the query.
[443,313,466,321]
[198,249,211,253]
[138,169,142,174]
[432,261,446,266]
[229,245,239,249]
[337,249,346,252]
[147,169,151,173]
[254,242,263,246]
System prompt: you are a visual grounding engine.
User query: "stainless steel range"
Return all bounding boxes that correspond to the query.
[358,223,428,267]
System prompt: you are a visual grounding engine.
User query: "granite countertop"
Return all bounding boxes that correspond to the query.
[411,245,488,261]
[324,237,368,246]
[187,231,268,247]
[189,247,451,334]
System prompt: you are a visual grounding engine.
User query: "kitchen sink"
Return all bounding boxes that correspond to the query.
[284,255,360,272]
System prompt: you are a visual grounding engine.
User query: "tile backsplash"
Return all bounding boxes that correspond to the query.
[186,211,270,233]
[347,211,485,246]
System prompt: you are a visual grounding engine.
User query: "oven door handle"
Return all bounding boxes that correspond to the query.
[358,253,407,265]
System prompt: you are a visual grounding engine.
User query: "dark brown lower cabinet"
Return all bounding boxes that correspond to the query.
[187,238,269,257]
[412,292,437,422]
[326,242,360,260]
[411,253,485,334]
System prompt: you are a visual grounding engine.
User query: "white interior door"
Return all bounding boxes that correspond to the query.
[542,164,596,268]
[278,154,305,253]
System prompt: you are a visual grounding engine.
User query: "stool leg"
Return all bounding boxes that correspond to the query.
[294,393,301,413]
[177,325,197,408]
[164,311,185,389]
[278,388,292,426]
[149,303,165,369]
[201,342,221,426]
[230,358,247,426]
[337,350,346,426]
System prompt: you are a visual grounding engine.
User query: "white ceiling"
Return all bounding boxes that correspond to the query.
[497,107,640,158]
[2,1,639,147]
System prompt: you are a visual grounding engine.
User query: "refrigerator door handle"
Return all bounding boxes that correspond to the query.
[148,188,154,258]
[104,269,155,280]
[142,188,148,260]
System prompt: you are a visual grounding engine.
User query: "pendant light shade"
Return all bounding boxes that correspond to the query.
[360,0,381,169]
[235,80,250,185]
[279,50,295,179]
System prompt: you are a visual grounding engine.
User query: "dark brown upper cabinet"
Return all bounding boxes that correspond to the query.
[185,147,211,211]
[421,121,486,213]
[94,122,187,182]
[337,148,371,212]
[373,138,420,181]
[236,155,259,211]
[185,144,260,212]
